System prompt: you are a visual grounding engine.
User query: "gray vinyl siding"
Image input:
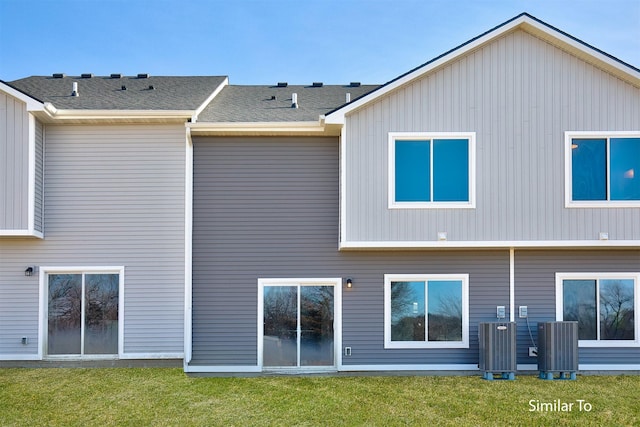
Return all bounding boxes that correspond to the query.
[34,120,44,233]
[0,91,29,230]
[191,136,510,367]
[514,250,640,365]
[344,29,640,243]
[0,124,185,357]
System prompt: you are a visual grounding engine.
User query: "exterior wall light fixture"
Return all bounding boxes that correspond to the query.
[24,267,34,277]
[346,278,353,289]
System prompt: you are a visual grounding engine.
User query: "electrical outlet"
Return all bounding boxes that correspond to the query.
[519,306,528,318]
[529,346,538,357]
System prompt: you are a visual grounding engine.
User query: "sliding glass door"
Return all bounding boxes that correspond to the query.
[262,282,336,368]
[47,272,119,356]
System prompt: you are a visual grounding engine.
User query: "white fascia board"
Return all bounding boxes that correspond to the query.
[187,121,329,136]
[339,240,640,250]
[42,105,195,121]
[325,14,639,125]
[191,77,229,123]
[0,82,44,111]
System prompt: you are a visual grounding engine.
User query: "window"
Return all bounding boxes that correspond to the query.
[565,132,640,207]
[388,132,475,208]
[556,273,639,347]
[384,274,469,348]
[43,267,123,357]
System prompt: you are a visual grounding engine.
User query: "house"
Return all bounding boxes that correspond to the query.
[1,13,639,373]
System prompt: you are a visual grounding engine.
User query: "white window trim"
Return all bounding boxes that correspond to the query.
[384,273,469,349]
[388,132,476,209]
[257,278,342,371]
[564,131,640,208]
[555,272,640,348]
[39,266,125,359]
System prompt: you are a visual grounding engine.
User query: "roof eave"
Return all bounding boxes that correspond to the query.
[325,13,640,124]
[187,120,341,136]
[38,103,195,124]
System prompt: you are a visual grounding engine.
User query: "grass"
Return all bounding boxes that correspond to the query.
[0,369,638,426]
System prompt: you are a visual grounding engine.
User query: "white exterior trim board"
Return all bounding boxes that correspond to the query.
[191,77,229,123]
[187,121,331,136]
[42,103,194,122]
[339,240,640,250]
[120,353,184,360]
[340,364,479,372]
[579,364,640,371]
[0,229,44,238]
[0,355,41,361]
[184,128,194,366]
[185,365,262,373]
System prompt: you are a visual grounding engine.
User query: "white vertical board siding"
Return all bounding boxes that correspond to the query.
[0,92,29,230]
[0,124,185,357]
[345,30,640,243]
[34,120,44,233]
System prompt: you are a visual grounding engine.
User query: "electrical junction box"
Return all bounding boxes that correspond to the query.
[496,306,506,319]
[519,306,528,318]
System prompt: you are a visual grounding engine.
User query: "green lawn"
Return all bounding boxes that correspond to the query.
[0,368,638,426]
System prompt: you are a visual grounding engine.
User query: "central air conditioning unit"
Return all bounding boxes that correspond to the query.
[537,321,578,380]
[478,322,516,380]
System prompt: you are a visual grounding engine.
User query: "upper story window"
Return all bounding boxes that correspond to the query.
[388,132,475,209]
[384,274,469,349]
[565,132,640,208]
[556,273,639,347]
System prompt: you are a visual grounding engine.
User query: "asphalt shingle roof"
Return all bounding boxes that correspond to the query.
[7,75,227,110]
[197,84,380,122]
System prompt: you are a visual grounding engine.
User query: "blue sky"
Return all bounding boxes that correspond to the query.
[1,0,638,85]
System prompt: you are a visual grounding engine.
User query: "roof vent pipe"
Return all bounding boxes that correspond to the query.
[71,82,79,97]
[291,93,298,109]
[346,93,351,103]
